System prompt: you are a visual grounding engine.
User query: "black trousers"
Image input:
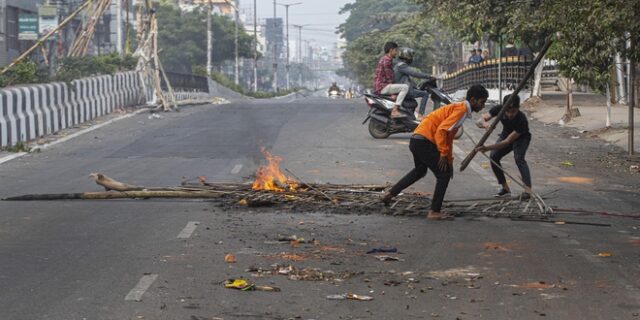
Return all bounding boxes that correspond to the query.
[388,137,451,212]
[489,136,532,188]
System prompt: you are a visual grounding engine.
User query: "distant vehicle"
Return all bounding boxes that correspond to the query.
[327,82,342,98]
[361,79,463,139]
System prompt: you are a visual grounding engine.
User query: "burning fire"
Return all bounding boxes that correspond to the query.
[252,148,298,191]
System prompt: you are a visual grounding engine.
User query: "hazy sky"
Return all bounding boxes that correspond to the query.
[240,0,353,48]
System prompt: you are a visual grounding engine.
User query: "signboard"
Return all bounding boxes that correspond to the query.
[18,13,38,41]
[38,6,58,39]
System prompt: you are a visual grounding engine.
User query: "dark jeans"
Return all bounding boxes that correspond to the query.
[409,89,431,115]
[388,137,451,212]
[490,136,532,188]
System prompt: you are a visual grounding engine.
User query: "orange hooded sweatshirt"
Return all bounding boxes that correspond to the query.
[413,101,469,163]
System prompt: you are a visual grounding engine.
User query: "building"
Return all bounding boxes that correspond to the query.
[0,0,42,66]
[264,17,282,59]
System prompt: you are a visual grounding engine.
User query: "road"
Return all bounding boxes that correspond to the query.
[0,94,639,319]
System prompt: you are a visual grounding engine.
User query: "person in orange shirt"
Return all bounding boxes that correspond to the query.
[380,85,489,220]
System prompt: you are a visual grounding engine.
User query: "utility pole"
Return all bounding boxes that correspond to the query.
[116,0,122,55]
[292,24,307,87]
[253,0,258,91]
[629,37,635,156]
[272,0,277,92]
[206,0,212,75]
[276,2,302,90]
[234,1,239,85]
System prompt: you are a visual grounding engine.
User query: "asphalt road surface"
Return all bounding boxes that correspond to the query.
[0,94,639,320]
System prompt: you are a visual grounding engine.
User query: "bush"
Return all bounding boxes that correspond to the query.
[0,60,49,87]
[0,53,137,88]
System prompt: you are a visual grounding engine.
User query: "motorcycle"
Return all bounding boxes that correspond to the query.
[362,79,463,139]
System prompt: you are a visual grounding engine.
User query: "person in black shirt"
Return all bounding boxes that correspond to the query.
[475,94,532,199]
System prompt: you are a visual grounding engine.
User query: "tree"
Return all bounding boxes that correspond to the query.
[339,0,456,87]
[156,4,254,74]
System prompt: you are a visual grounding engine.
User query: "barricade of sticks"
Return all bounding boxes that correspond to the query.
[3,173,550,218]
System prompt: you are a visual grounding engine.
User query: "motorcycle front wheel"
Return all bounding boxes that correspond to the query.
[368,120,391,139]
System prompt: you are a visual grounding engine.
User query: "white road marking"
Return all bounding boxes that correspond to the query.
[125,274,158,301]
[0,152,28,165]
[177,221,200,239]
[231,164,243,174]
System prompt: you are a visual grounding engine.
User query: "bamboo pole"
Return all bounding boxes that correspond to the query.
[4,191,228,201]
[460,36,554,172]
[0,0,92,75]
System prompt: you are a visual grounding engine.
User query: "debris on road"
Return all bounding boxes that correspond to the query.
[223,279,280,292]
[246,263,361,282]
[224,254,236,263]
[366,247,398,254]
[597,252,612,257]
[326,293,374,301]
[373,255,404,262]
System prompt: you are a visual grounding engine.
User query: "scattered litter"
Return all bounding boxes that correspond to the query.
[560,161,574,167]
[211,97,230,105]
[223,279,280,292]
[631,165,639,171]
[516,281,555,289]
[570,135,580,139]
[148,114,163,120]
[247,264,361,281]
[428,266,480,279]
[326,293,374,301]
[224,254,236,263]
[374,255,404,262]
[238,199,248,206]
[366,247,398,254]
[598,252,612,257]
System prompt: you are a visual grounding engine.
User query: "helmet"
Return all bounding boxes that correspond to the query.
[398,47,415,63]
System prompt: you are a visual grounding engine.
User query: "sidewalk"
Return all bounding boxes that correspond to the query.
[524,92,640,154]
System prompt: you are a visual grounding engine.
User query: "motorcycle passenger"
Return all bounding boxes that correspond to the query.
[373,41,409,118]
[393,47,436,120]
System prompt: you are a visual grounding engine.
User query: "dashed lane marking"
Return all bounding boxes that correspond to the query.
[124,274,158,301]
[177,221,200,239]
[231,164,243,174]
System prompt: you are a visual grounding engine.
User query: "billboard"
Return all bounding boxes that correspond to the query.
[18,13,38,41]
[38,5,58,39]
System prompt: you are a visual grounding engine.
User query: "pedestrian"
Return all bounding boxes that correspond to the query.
[373,41,409,118]
[482,49,491,60]
[380,85,489,220]
[468,49,482,64]
[392,47,436,119]
[476,48,484,63]
[475,94,532,199]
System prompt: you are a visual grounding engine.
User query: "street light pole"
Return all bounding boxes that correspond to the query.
[253,0,258,91]
[292,24,307,87]
[629,37,635,156]
[276,2,302,90]
[234,1,239,85]
[206,0,212,75]
[272,0,277,92]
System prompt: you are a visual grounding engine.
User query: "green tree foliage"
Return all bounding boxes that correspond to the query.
[416,0,640,90]
[156,4,254,73]
[340,0,456,87]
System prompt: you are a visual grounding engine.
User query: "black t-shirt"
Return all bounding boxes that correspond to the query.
[489,105,531,140]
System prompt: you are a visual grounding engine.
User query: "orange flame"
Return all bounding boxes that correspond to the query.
[252,148,298,191]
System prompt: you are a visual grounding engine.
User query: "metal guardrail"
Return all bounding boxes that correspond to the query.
[162,71,209,93]
[441,56,537,93]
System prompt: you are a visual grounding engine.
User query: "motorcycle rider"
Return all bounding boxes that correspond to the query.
[393,47,437,119]
[373,41,408,118]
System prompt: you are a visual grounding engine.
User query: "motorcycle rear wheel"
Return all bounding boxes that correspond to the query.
[368,120,391,139]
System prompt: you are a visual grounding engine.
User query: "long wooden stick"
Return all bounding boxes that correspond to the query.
[4,191,227,201]
[0,0,92,75]
[460,36,554,172]
[462,129,551,214]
